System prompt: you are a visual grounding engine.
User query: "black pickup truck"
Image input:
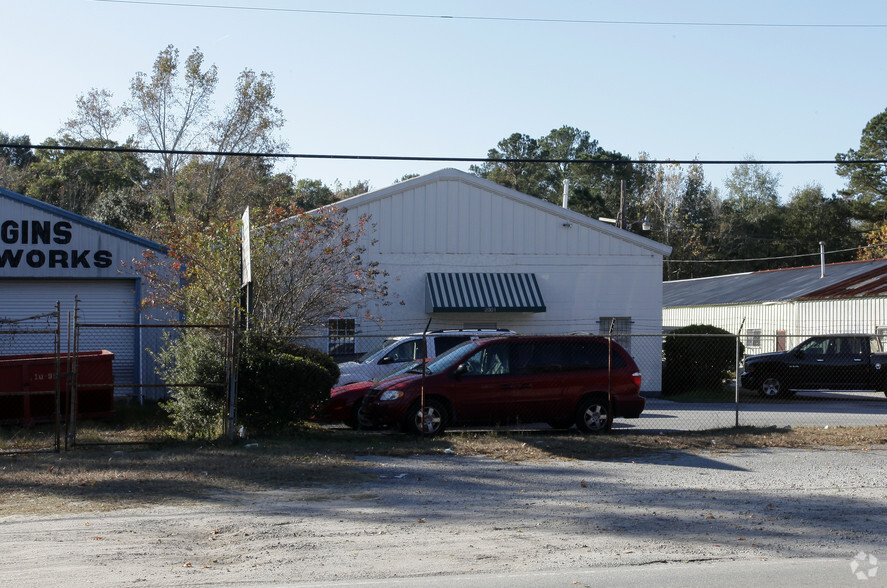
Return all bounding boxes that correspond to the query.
[740,334,887,398]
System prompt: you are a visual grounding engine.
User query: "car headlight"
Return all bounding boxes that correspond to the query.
[379,390,404,401]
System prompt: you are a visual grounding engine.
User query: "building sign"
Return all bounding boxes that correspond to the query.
[0,220,113,269]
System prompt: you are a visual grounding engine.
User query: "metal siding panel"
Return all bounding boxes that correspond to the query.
[379,197,393,253]
[467,187,480,253]
[490,196,503,255]
[525,207,537,255]
[418,186,428,252]
[501,199,514,254]
[480,189,493,253]
[452,182,466,253]
[545,208,557,254]
[402,188,415,253]
[387,193,401,253]
[434,185,447,252]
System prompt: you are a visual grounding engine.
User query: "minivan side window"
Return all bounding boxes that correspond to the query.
[462,343,510,375]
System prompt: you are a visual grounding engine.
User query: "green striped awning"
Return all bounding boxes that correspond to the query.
[425,273,546,313]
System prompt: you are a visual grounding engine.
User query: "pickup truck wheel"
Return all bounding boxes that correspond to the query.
[759,376,783,399]
[575,395,612,434]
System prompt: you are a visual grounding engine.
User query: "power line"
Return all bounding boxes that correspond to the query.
[668,244,876,265]
[92,0,887,29]
[2,143,883,167]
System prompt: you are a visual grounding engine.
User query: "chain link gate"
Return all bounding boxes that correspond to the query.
[71,299,236,446]
[0,303,64,453]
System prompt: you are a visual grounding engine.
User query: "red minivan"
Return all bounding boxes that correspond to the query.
[362,335,644,436]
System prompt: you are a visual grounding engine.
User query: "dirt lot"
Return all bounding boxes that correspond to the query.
[1,426,886,586]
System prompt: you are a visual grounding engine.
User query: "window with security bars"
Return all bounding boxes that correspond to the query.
[598,317,632,353]
[746,328,762,348]
[328,318,355,357]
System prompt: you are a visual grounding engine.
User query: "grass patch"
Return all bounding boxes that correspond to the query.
[1,422,886,516]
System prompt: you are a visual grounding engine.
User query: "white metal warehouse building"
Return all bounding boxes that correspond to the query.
[663,259,887,354]
[312,168,672,391]
[0,185,168,398]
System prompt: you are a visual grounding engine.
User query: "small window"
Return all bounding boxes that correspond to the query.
[599,317,632,353]
[328,318,355,357]
[876,327,887,351]
[746,329,762,348]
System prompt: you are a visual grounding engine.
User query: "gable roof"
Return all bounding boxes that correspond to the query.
[331,168,672,257]
[0,185,165,252]
[664,259,887,307]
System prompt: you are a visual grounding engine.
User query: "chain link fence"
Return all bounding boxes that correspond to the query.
[631,332,887,432]
[0,306,63,452]
[325,331,887,433]
[72,321,235,445]
[4,309,887,450]
[0,298,235,451]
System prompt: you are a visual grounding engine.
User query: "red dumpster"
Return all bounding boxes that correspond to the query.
[0,350,114,425]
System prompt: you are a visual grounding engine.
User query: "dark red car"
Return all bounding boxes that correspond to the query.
[362,335,644,436]
[316,359,427,429]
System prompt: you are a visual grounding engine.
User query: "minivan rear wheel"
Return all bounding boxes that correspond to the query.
[404,399,448,436]
[575,395,611,434]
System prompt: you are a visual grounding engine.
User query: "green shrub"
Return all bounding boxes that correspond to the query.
[157,331,227,439]
[662,324,744,396]
[236,338,336,431]
[158,333,337,437]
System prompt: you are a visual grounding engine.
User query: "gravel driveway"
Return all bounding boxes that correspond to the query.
[0,447,885,586]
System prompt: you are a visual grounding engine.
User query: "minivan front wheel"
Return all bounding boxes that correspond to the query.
[575,395,611,434]
[404,399,448,436]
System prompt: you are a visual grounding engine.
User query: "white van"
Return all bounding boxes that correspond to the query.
[336,329,515,385]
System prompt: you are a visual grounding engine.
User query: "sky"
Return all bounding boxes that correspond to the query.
[3,0,887,201]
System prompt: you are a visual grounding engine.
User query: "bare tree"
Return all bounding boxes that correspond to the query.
[65,45,286,224]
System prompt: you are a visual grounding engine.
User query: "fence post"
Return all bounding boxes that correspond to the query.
[53,301,61,453]
[225,321,238,442]
[67,297,80,448]
[735,334,741,428]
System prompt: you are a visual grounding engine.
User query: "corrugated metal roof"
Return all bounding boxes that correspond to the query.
[664,259,887,307]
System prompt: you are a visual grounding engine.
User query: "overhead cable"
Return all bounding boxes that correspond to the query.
[1,143,882,167]
[91,0,887,29]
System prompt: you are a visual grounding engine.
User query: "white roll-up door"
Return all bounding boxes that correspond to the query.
[0,279,138,391]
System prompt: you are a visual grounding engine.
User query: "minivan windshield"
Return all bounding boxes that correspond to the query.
[422,340,479,374]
